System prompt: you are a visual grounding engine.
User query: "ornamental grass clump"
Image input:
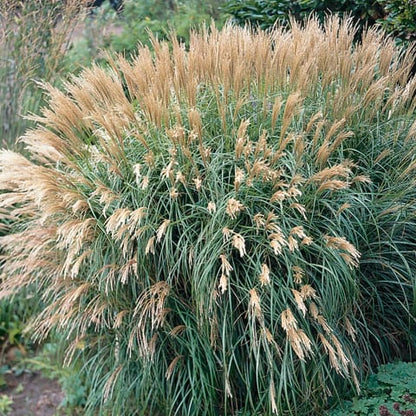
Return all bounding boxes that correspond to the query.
[0,0,86,148]
[1,17,416,415]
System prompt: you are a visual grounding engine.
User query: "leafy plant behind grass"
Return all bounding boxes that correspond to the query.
[0,16,416,415]
[108,0,227,53]
[223,0,301,30]
[329,361,416,415]
[378,0,416,44]
[224,0,416,45]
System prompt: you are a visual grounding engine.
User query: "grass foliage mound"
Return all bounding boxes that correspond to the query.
[0,18,416,415]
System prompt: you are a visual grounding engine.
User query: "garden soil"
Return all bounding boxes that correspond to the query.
[3,372,64,416]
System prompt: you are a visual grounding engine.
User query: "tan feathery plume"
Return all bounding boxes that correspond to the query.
[271,96,283,133]
[301,236,313,246]
[222,227,232,241]
[128,207,147,234]
[249,288,263,319]
[232,233,246,257]
[235,137,245,160]
[188,108,203,140]
[306,112,323,133]
[103,365,124,402]
[308,301,318,318]
[331,334,350,371]
[169,325,186,338]
[344,317,357,342]
[290,226,306,239]
[131,281,170,358]
[308,301,332,333]
[287,328,312,361]
[337,202,351,215]
[253,213,266,231]
[156,219,171,242]
[120,258,137,284]
[300,284,317,300]
[169,187,179,199]
[175,171,186,185]
[161,160,175,181]
[219,254,233,276]
[280,92,303,140]
[292,175,305,186]
[207,201,216,213]
[281,308,298,331]
[352,175,371,184]
[291,289,307,316]
[113,310,129,329]
[316,315,332,334]
[263,328,281,357]
[290,203,307,219]
[218,274,228,294]
[69,249,93,279]
[287,235,299,252]
[309,162,353,184]
[226,198,244,219]
[234,167,245,191]
[269,379,279,415]
[292,266,305,284]
[317,180,349,192]
[193,177,202,191]
[140,176,150,190]
[270,190,287,203]
[324,235,360,268]
[145,236,156,255]
[57,218,96,252]
[259,263,270,286]
[319,333,341,374]
[235,119,250,159]
[166,355,183,381]
[106,208,132,236]
[269,230,286,255]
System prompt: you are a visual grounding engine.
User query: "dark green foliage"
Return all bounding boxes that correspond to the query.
[224,0,384,31]
[328,361,416,415]
[378,0,416,44]
[222,0,301,29]
[0,301,26,354]
[298,0,384,24]
[109,0,227,53]
[224,0,416,45]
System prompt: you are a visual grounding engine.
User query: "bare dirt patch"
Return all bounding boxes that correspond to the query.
[3,371,64,416]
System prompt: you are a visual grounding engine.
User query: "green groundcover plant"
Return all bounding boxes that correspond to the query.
[329,361,416,415]
[0,17,416,415]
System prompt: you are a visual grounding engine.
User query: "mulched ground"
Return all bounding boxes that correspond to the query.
[3,371,64,416]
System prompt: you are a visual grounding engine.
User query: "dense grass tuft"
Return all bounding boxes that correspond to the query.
[0,0,86,148]
[0,17,416,415]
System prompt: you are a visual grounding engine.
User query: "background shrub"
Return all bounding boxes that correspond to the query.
[222,0,301,30]
[224,0,416,45]
[378,0,416,44]
[0,17,415,415]
[108,0,227,53]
